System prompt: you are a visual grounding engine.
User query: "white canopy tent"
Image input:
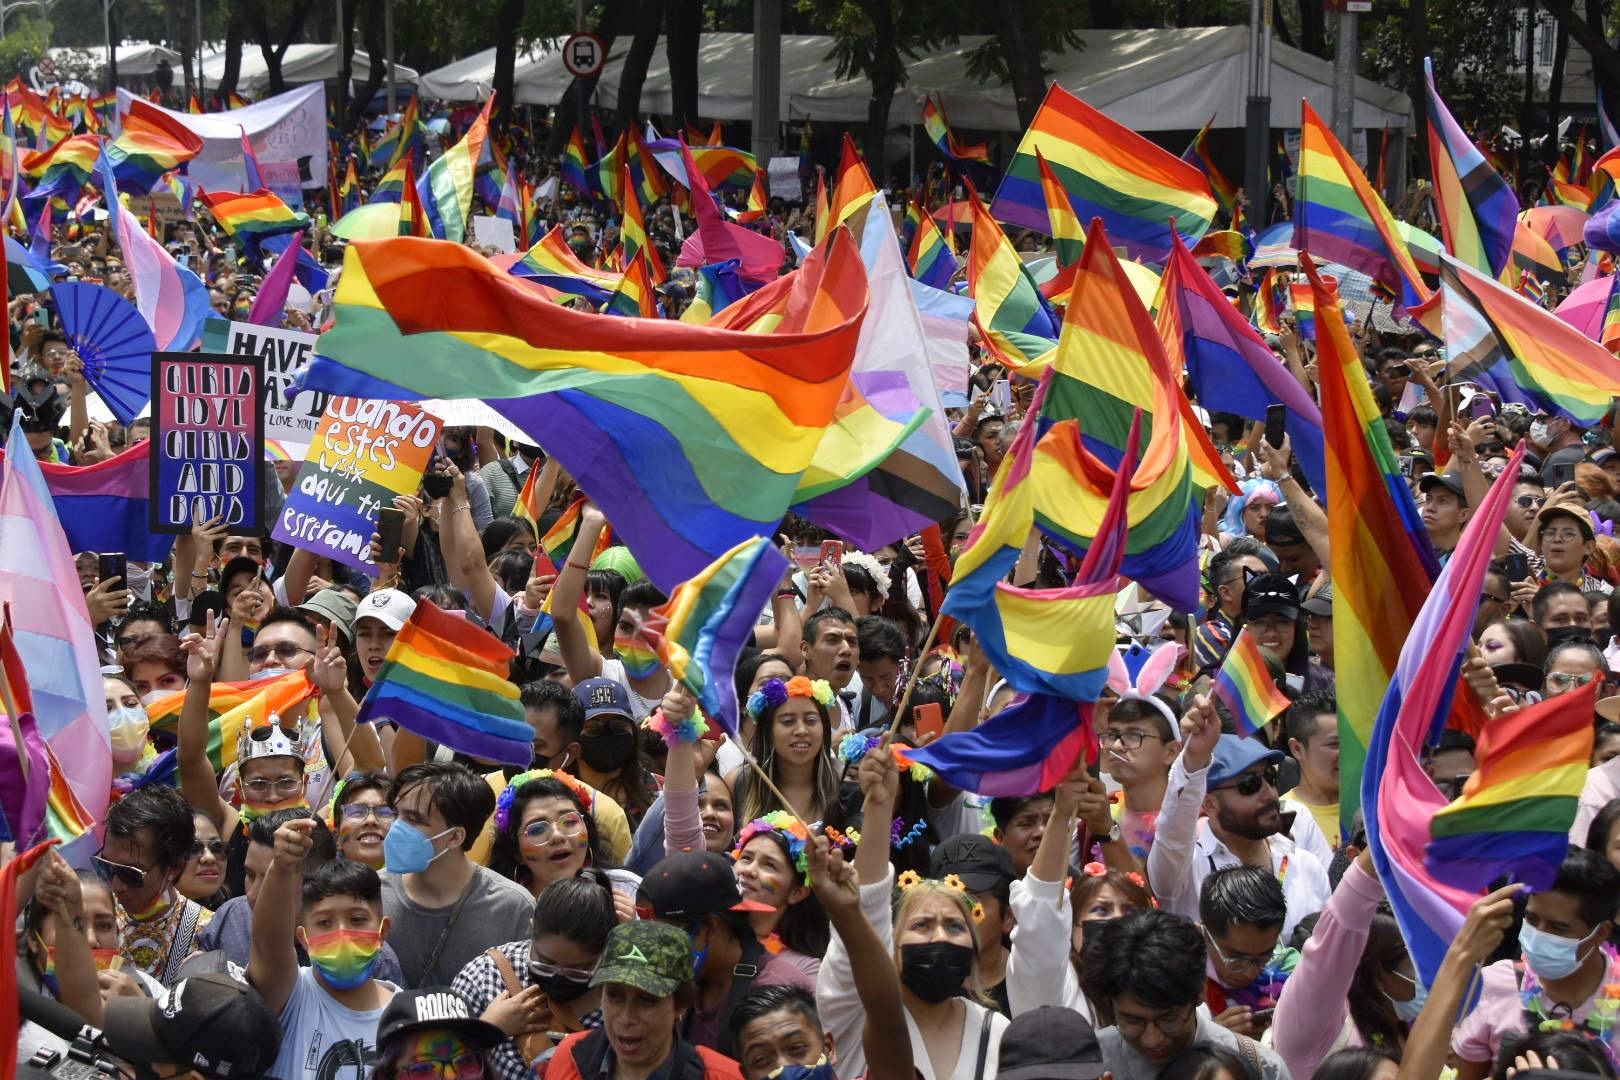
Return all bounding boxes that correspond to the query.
[418,43,562,101]
[197,44,418,94]
[51,43,180,77]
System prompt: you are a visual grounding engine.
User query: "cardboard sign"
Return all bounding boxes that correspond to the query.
[201,317,327,455]
[271,397,442,574]
[149,352,265,534]
[471,214,517,253]
[767,156,802,200]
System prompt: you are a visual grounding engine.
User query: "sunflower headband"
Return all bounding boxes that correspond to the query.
[734,811,813,882]
[896,870,986,923]
[746,676,833,721]
[495,769,596,833]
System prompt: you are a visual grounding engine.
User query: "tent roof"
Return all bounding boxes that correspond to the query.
[418,43,561,101]
[492,26,1408,131]
[198,44,417,93]
[51,43,180,77]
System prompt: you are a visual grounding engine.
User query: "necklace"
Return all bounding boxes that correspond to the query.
[1517,941,1620,1071]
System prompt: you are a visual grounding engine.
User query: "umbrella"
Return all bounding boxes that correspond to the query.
[330,202,401,241]
[1521,205,1590,252]
[931,201,974,227]
[50,282,157,426]
[1249,222,1298,268]
[1553,273,1614,341]
[4,235,51,294]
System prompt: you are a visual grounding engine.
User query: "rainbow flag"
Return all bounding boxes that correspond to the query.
[22,133,102,197]
[0,439,172,561]
[908,194,959,290]
[1037,148,1087,265]
[965,182,1060,369]
[1308,253,1439,833]
[679,258,753,324]
[1547,171,1593,210]
[1296,101,1431,315]
[227,91,250,109]
[1363,442,1527,999]
[1190,229,1253,265]
[1288,278,1319,338]
[196,188,310,255]
[99,153,211,352]
[301,233,868,592]
[603,249,658,318]
[105,99,202,194]
[828,133,877,232]
[0,602,49,847]
[338,158,360,214]
[540,495,613,571]
[639,536,790,736]
[144,671,317,773]
[1433,252,1620,425]
[355,597,532,766]
[509,224,623,305]
[561,126,594,197]
[1156,232,1327,493]
[416,97,492,243]
[619,164,665,283]
[922,94,988,163]
[991,82,1216,261]
[511,464,545,532]
[1424,59,1516,278]
[731,168,768,225]
[369,158,411,203]
[1183,114,1238,214]
[397,158,430,237]
[644,133,758,192]
[813,168,830,243]
[380,93,423,171]
[1602,273,1620,354]
[187,94,203,114]
[1212,629,1291,737]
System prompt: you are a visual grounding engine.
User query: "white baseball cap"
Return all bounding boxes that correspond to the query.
[352,588,417,632]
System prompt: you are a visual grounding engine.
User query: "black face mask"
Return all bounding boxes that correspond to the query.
[1546,625,1595,649]
[579,726,636,773]
[899,941,974,1004]
[535,971,592,1004]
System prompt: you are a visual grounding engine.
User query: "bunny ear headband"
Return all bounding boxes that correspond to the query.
[1104,641,1184,730]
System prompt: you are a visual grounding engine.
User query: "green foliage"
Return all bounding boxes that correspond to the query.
[0,20,47,83]
[1363,0,1520,128]
[960,1,1087,87]
[795,0,956,87]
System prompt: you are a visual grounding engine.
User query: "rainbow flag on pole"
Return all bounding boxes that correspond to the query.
[196,188,310,256]
[0,602,48,846]
[922,94,988,163]
[508,224,624,305]
[1423,58,1517,278]
[1182,114,1238,215]
[828,133,877,232]
[965,182,1060,370]
[907,194,958,290]
[1212,629,1291,737]
[106,99,202,194]
[416,97,492,243]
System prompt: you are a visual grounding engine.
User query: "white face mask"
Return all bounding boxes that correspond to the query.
[1531,420,1552,447]
[108,705,150,763]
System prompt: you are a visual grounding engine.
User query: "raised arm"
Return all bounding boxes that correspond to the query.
[176,614,233,833]
[248,817,317,1015]
[552,503,608,682]
[439,462,500,623]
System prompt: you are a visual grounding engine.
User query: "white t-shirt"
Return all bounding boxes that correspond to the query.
[599,657,665,721]
[270,966,398,1080]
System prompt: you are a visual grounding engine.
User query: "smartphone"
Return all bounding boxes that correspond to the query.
[98,552,127,586]
[1503,550,1531,583]
[990,378,1012,413]
[1264,403,1287,451]
[820,539,843,569]
[1388,362,1412,377]
[375,507,405,563]
[912,702,944,743]
[1250,1008,1275,1023]
[790,545,823,570]
[1546,459,1577,489]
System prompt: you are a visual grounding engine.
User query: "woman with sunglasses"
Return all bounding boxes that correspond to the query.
[489,771,641,920]
[332,770,396,869]
[452,873,619,1080]
[177,807,228,908]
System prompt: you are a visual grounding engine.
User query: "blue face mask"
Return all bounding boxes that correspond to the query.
[689,926,709,980]
[1385,967,1427,1023]
[1519,922,1600,981]
[382,819,453,874]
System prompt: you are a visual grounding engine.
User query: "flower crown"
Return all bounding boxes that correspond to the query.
[895,870,985,923]
[734,811,813,882]
[746,676,833,721]
[494,769,595,833]
[1081,861,1149,892]
[836,734,934,783]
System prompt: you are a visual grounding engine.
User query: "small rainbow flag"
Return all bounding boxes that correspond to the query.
[144,671,317,773]
[731,169,767,225]
[619,164,665,283]
[369,158,411,203]
[907,193,959,290]
[355,599,533,767]
[828,133,877,232]
[338,159,360,214]
[965,181,1060,370]
[197,188,310,255]
[22,133,102,197]
[541,494,614,568]
[1212,629,1291,737]
[512,464,545,531]
[561,126,594,197]
[1183,114,1238,215]
[508,224,623,305]
[1288,279,1318,339]
[922,94,988,163]
[603,249,659,318]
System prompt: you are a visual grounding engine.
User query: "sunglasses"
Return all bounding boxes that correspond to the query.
[1212,762,1281,797]
[338,803,398,824]
[398,1051,485,1080]
[247,642,311,665]
[93,853,152,890]
[189,839,227,859]
[528,958,597,982]
[1547,671,1598,689]
[1515,495,1546,509]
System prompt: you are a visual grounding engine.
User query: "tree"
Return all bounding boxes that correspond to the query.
[665,0,702,132]
[963,1,1087,130]
[491,0,529,131]
[612,0,665,136]
[242,0,319,95]
[546,0,634,153]
[1541,0,1620,122]
[218,5,245,101]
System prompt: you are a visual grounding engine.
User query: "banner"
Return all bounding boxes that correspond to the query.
[202,317,326,454]
[115,84,327,195]
[149,353,265,534]
[271,397,442,574]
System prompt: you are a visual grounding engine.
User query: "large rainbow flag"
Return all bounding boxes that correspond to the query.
[144,670,317,773]
[355,598,532,766]
[1423,58,1516,278]
[106,98,202,194]
[301,234,868,592]
[508,225,623,304]
[991,82,1216,262]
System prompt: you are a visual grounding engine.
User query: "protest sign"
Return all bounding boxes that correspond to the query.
[149,352,265,534]
[768,156,802,200]
[471,214,517,253]
[271,397,442,574]
[202,317,326,454]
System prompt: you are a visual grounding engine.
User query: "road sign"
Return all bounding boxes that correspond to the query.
[563,34,606,78]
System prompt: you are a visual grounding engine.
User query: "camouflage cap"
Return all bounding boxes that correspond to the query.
[589,920,694,997]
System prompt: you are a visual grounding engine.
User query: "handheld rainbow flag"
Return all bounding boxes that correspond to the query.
[965,181,1060,370]
[1212,629,1290,737]
[540,495,613,568]
[508,224,623,304]
[106,99,202,194]
[908,193,959,291]
[603,250,659,318]
[1037,148,1087,265]
[619,164,666,283]
[386,93,424,171]
[561,126,595,197]
[510,464,545,532]
[991,82,1216,261]
[679,258,753,324]
[22,133,103,198]
[196,188,310,256]
[416,97,492,243]
[828,133,877,232]
[635,536,790,736]
[922,94,988,163]
[731,169,768,225]
[1288,279,1318,339]
[357,599,532,766]
[369,158,411,203]
[1182,115,1238,215]
[1424,58,1517,278]
[338,159,360,214]
[144,671,317,773]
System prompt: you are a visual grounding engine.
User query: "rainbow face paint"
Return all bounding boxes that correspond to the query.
[303,926,383,990]
[238,795,310,823]
[612,636,663,679]
[396,1032,483,1080]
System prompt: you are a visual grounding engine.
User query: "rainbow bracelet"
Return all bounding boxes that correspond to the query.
[643,706,709,747]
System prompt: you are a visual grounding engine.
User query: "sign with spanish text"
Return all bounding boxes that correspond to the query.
[149,352,265,534]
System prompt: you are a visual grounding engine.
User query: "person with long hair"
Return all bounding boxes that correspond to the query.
[727,677,842,827]
[489,770,641,922]
[732,814,830,978]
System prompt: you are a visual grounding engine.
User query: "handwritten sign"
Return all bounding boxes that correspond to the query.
[201,317,326,455]
[271,396,442,574]
[149,352,265,534]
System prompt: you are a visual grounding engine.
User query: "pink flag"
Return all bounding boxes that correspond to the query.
[248,226,304,326]
[675,136,784,283]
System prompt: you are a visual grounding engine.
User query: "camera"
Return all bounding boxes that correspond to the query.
[21,1028,123,1080]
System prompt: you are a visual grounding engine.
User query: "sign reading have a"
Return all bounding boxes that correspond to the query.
[150,352,265,534]
[271,397,442,574]
[202,317,327,454]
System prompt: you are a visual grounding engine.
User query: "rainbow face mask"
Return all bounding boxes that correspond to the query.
[612,636,663,679]
[303,926,383,990]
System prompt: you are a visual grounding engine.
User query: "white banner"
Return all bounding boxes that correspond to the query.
[116,84,328,195]
[201,317,326,454]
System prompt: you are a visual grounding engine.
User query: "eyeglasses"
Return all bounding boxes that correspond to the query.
[1211,763,1281,797]
[241,776,304,798]
[338,803,398,825]
[1204,926,1277,975]
[521,812,587,845]
[1113,1002,1196,1039]
[1100,729,1167,750]
[189,839,227,859]
[1515,495,1545,509]
[528,958,597,982]
[247,642,311,665]
[92,853,152,890]
[1542,529,1586,543]
[398,1051,485,1080]
[1547,671,1598,690]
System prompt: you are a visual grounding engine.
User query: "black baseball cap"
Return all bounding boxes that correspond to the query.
[1418,471,1468,507]
[376,988,504,1053]
[930,833,1016,893]
[1241,571,1300,622]
[997,1006,1108,1080]
[1264,504,1306,547]
[101,972,282,1080]
[639,850,774,920]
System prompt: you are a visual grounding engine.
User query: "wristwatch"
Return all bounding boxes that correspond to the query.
[1100,821,1122,844]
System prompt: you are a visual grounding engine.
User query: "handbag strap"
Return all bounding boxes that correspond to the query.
[971,1006,993,1080]
[485,947,552,1064]
[418,871,478,986]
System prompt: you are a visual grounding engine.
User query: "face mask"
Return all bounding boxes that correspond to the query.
[251,666,298,682]
[535,969,593,1004]
[766,1063,837,1080]
[1545,626,1594,649]
[383,819,454,874]
[238,795,310,823]
[124,564,153,600]
[138,690,172,708]
[1531,420,1552,446]
[1384,968,1427,1023]
[303,927,384,990]
[1519,922,1600,981]
[613,636,664,679]
[579,726,636,773]
[898,941,974,1004]
[107,705,150,764]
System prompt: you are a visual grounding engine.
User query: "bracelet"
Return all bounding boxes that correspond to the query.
[567,560,590,570]
[775,590,798,600]
[642,705,708,747]
[452,504,471,515]
[191,572,209,580]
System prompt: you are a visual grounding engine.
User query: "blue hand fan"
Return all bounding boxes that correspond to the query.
[49,281,157,426]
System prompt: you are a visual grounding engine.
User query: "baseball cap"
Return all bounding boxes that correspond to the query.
[1264,504,1306,547]
[1537,504,1596,542]
[298,587,358,645]
[575,676,633,721]
[590,920,696,996]
[930,833,1016,893]
[1300,579,1334,617]
[1241,572,1300,622]
[353,588,416,632]
[640,849,774,919]
[997,1006,1107,1080]
[1418,471,1468,507]
[1208,733,1286,787]
[375,988,504,1054]
[101,972,282,1080]
[1590,447,1618,468]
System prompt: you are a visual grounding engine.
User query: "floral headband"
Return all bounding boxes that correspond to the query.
[746,676,834,721]
[734,811,813,882]
[837,733,934,783]
[896,869,985,923]
[494,769,595,833]
[1081,861,1149,892]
